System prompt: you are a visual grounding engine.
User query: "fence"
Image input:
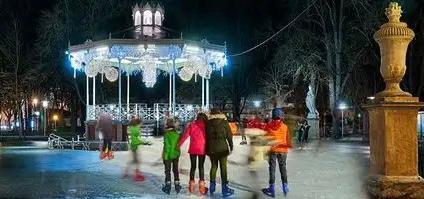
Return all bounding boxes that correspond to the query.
[87,103,203,122]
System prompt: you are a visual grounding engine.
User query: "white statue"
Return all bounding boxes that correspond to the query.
[306,85,318,119]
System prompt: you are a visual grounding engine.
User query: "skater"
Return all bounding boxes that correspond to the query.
[162,117,181,194]
[123,117,145,181]
[302,120,310,144]
[178,112,208,195]
[262,108,292,198]
[205,108,234,197]
[96,112,114,160]
[244,122,272,198]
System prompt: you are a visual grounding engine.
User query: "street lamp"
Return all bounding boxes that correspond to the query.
[253,100,262,108]
[32,98,39,107]
[32,98,39,132]
[253,100,262,115]
[338,102,348,139]
[42,100,49,136]
[53,114,58,132]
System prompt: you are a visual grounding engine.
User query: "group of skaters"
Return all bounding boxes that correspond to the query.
[96,107,294,198]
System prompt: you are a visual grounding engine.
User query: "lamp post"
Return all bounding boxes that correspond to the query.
[42,100,49,136]
[32,98,38,132]
[338,102,347,139]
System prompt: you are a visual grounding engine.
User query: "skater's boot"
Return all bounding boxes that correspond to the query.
[107,151,114,160]
[175,181,182,194]
[222,183,234,198]
[134,169,145,181]
[100,151,107,160]
[199,180,208,195]
[188,180,195,193]
[162,182,171,195]
[261,184,275,198]
[209,181,216,195]
[282,183,289,196]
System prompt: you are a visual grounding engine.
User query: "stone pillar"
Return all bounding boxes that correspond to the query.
[366,3,424,198]
[116,123,122,141]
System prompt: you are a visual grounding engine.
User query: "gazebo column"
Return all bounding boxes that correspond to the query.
[169,71,172,112]
[206,78,210,110]
[365,3,424,198]
[92,76,96,116]
[172,59,176,114]
[86,76,89,121]
[201,77,205,109]
[127,72,130,119]
[118,60,122,119]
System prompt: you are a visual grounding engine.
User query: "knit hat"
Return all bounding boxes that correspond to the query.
[271,108,284,119]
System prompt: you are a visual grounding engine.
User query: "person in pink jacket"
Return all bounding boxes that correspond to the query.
[178,112,208,195]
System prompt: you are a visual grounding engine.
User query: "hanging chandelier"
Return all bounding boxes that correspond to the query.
[140,52,158,87]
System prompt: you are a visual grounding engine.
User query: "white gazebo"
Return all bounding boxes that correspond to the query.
[67,2,227,123]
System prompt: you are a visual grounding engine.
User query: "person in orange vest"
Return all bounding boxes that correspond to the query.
[228,119,238,136]
[262,108,292,197]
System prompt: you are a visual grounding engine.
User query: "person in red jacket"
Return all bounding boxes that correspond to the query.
[262,108,292,198]
[178,112,209,195]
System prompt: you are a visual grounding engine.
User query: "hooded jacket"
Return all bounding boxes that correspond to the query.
[96,114,114,140]
[265,119,292,153]
[178,120,206,155]
[163,128,181,160]
[129,124,142,151]
[205,114,233,157]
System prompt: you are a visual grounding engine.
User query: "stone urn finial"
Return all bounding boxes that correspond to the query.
[385,2,402,23]
[374,2,415,100]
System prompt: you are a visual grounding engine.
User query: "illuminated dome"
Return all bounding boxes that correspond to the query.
[132,2,165,39]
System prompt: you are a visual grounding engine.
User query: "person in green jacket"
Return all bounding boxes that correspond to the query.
[206,108,234,197]
[123,117,145,181]
[162,117,181,194]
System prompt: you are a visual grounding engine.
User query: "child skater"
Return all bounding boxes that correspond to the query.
[123,117,145,181]
[162,117,181,194]
[178,112,208,195]
[96,112,114,160]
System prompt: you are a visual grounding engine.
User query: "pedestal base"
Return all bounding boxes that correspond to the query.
[307,117,319,139]
[368,175,424,199]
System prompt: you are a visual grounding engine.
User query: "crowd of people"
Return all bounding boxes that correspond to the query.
[96,107,297,198]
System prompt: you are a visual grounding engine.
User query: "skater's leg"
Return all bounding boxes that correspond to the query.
[172,158,180,182]
[277,153,288,183]
[268,153,277,184]
[220,155,234,197]
[209,155,219,182]
[219,155,228,184]
[198,155,206,181]
[102,139,108,151]
[277,153,289,195]
[304,130,309,143]
[172,158,181,193]
[106,139,112,151]
[198,155,207,194]
[189,154,196,181]
[163,160,172,183]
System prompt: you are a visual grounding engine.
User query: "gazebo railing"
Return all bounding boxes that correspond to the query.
[87,103,203,122]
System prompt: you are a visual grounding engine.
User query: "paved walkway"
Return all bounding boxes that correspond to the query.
[0,137,371,198]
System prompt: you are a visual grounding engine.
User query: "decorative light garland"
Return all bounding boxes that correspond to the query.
[71,44,227,83]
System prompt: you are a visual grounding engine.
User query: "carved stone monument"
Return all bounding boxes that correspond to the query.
[366,2,424,198]
[306,84,319,139]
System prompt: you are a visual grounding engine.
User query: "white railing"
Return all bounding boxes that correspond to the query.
[87,103,203,122]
